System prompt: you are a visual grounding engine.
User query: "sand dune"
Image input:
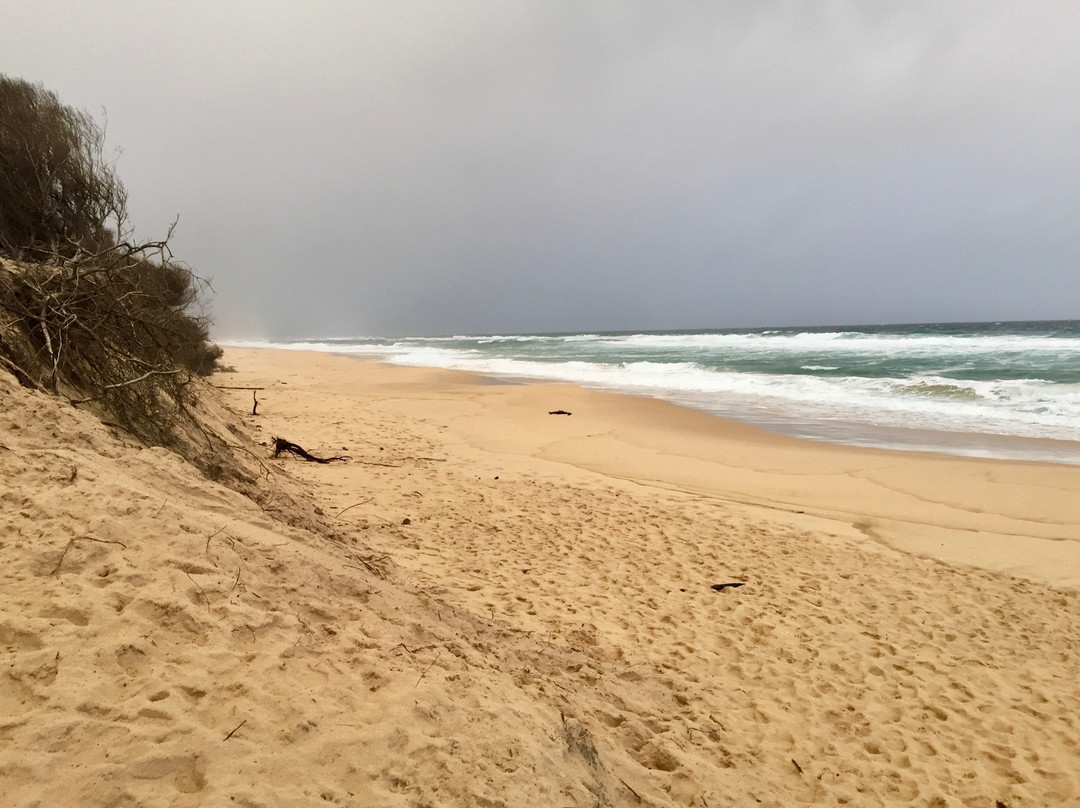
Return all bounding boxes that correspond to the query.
[2,348,1078,807]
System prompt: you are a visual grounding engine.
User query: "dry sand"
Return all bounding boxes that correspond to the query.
[2,347,1079,807]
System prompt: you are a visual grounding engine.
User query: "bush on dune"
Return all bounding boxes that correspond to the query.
[0,75,124,259]
[0,73,222,446]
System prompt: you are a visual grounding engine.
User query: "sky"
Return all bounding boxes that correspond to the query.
[3,1,1079,338]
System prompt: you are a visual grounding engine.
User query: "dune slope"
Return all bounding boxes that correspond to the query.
[2,350,1079,807]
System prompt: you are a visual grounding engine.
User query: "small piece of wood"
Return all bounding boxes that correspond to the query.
[186,571,209,612]
[548,410,572,415]
[415,651,442,687]
[711,582,745,591]
[52,536,128,575]
[335,498,373,519]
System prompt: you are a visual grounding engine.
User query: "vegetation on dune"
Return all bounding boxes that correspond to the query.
[0,75,124,258]
[0,73,222,446]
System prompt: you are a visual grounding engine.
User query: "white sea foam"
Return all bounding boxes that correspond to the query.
[595,331,1080,356]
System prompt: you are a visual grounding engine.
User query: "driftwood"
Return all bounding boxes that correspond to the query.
[711,582,745,591]
[52,535,127,575]
[223,719,247,741]
[272,437,349,464]
[548,410,572,416]
[210,385,264,415]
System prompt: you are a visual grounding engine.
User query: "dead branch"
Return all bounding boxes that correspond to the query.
[415,651,442,686]
[618,777,644,803]
[225,442,274,481]
[51,535,127,575]
[335,498,373,519]
[272,437,349,464]
[0,440,26,462]
[353,510,395,526]
[0,350,36,387]
[345,552,391,575]
[395,643,440,655]
[69,367,186,404]
[223,719,247,741]
[209,386,265,415]
[185,571,209,612]
[205,524,228,558]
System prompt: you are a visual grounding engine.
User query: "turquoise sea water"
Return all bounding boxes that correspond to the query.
[233,321,1080,464]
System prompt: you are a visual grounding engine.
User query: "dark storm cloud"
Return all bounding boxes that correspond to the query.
[4,1,1079,336]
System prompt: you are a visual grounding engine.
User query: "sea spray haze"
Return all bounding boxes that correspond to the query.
[233,321,1080,464]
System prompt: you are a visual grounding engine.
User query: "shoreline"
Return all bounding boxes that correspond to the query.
[355,351,1080,468]
[228,347,1080,589]
[223,340,1080,467]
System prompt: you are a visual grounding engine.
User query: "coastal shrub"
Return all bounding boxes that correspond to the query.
[0,73,221,445]
[0,75,125,258]
[0,252,218,443]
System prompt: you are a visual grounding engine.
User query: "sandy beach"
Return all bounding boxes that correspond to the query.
[3,346,1078,807]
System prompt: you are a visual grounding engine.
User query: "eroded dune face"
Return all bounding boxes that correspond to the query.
[2,352,1079,808]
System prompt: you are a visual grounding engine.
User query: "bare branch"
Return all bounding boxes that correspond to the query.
[69,368,187,404]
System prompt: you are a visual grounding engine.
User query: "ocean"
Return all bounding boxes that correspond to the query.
[233,320,1080,464]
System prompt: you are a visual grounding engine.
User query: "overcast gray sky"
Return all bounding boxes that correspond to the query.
[4,1,1079,337]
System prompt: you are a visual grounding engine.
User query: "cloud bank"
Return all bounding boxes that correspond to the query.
[4,1,1079,336]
